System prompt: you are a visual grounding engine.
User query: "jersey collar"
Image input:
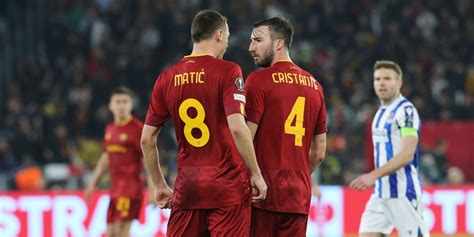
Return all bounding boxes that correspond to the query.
[380,94,405,109]
[183,54,211,58]
[115,116,133,126]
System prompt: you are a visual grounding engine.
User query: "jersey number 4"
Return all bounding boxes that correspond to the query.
[285,96,306,147]
[179,98,210,147]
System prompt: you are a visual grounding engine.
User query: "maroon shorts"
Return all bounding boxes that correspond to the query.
[107,196,142,224]
[250,207,308,237]
[167,200,251,237]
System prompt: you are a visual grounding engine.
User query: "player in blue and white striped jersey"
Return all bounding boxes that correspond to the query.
[350,60,429,237]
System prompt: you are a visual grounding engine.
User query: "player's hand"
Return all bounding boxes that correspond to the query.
[84,185,95,202]
[312,184,322,201]
[154,184,173,209]
[250,174,267,202]
[145,187,155,206]
[350,172,376,191]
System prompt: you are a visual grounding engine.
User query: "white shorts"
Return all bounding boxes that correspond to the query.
[359,195,430,237]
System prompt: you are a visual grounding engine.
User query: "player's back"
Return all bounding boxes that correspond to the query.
[147,55,249,209]
[245,61,326,214]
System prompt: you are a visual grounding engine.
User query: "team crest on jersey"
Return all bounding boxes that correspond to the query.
[105,133,111,140]
[234,77,244,91]
[119,133,128,142]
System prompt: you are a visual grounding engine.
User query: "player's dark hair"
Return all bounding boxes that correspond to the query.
[253,16,294,48]
[191,10,227,43]
[110,86,134,98]
[374,60,403,79]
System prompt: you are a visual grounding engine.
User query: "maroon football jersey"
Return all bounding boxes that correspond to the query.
[245,61,327,214]
[104,117,144,199]
[145,54,250,209]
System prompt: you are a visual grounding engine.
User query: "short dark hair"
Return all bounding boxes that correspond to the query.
[110,86,134,98]
[374,60,403,79]
[191,10,227,43]
[253,17,294,48]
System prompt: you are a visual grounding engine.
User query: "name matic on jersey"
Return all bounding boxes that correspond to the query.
[174,69,205,86]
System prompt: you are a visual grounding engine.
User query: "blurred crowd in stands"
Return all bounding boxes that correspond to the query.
[1,0,473,191]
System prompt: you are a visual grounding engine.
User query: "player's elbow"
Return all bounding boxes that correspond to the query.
[310,149,325,169]
[140,133,155,151]
[229,125,246,139]
[403,151,415,164]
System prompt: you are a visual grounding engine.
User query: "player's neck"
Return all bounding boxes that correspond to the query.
[380,93,401,106]
[114,115,132,126]
[271,50,292,66]
[190,43,219,58]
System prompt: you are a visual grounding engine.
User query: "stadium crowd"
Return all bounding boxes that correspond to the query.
[1,0,473,190]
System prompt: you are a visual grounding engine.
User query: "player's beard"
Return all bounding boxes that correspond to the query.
[255,47,274,68]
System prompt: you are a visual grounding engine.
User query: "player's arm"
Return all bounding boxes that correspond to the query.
[309,132,326,173]
[350,129,418,191]
[142,160,155,205]
[373,131,418,177]
[141,124,172,208]
[84,152,109,201]
[227,114,267,202]
[246,121,258,139]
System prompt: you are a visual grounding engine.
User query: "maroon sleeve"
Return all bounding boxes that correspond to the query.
[245,72,265,124]
[145,73,169,127]
[314,88,328,135]
[222,64,245,116]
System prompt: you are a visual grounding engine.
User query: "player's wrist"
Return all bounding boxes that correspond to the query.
[154,182,170,189]
[250,170,263,177]
[370,170,380,179]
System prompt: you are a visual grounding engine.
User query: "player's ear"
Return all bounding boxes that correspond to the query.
[215,29,223,42]
[274,39,284,51]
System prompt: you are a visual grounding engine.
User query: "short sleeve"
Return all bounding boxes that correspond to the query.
[145,73,170,127]
[245,72,266,124]
[395,104,421,131]
[314,88,328,135]
[222,64,246,116]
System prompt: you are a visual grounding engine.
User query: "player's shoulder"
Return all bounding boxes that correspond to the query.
[131,117,144,128]
[214,58,242,71]
[398,97,417,110]
[246,66,275,81]
[394,97,419,116]
[105,122,114,130]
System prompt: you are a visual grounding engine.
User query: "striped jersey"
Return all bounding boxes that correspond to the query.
[371,95,422,200]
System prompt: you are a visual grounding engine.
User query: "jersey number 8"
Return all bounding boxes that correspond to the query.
[179,98,210,147]
[285,96,306,147]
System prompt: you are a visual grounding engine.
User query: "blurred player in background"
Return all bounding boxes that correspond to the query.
[84,87,148,237]
[350,60,429,237]
[246,17,327,237]
[141,10,267,237]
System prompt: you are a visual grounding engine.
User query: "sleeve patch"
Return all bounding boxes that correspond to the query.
[234,77,245,91]
[404,106,414,128]
[233,93,246,103]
